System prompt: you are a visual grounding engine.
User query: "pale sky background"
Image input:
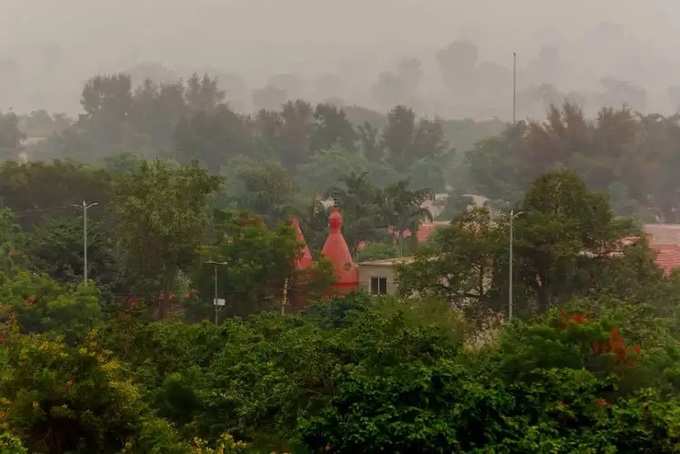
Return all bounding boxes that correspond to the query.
[2,0,680,118]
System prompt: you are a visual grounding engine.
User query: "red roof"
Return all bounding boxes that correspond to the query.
[321,208,358,290]
[642,224,680,275]
[652,244,680,276]
[416,223,436,243]
[291,217,313,270]
[416,222,450,243]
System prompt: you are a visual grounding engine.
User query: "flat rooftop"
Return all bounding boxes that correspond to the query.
[358,257,415,267]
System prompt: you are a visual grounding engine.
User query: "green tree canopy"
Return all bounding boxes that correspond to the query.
[196,211,301,317]
[113,160,221,310]
[0,208,25,273]
[515,170,634,311]
[0,160,113,229]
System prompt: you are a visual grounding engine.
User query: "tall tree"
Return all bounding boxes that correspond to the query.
[278,100,313,169]
[515,170,633,311]
[382,106,448,172]
[357,121,383,162]
[79,74,133,143]
[399,207,502,311]
[185,73,225,113]
[466,103,644,214]
[113,161,221,311]
[0,160,113,228]
[327,172,386,254]
[310,103,357,153]
[174,105,254,172]
[0,111,25,149]
[634,113,680,222]
[401,172,636,317]
[379,180,432,255]
[27,216,119,291]
[382,105,416,171]
[130,79,188,149]
[232,161,297,226]
[466,121,530,202]
[197,211,300,316]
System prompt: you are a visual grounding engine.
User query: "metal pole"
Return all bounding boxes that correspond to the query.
[214,264,218,324]
[513,52,517,124]
[509,209,514,321]
[206,260,227,324]
[74,201,98,284]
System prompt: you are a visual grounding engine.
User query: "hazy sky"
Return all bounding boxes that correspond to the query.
[3,0,680,116]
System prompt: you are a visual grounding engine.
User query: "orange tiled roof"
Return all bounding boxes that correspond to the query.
[642,224,680,275]
[416,222,450,243]
[652,244,680,276]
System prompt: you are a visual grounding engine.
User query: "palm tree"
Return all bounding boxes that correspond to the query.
[326,172,385,254]
[380,180,433,256]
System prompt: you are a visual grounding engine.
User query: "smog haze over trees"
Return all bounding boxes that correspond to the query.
[4,0,680,118]
[5,1,680,452]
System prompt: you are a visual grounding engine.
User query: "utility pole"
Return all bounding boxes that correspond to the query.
[213,264,219,324]
[73,201,99,284]
[206,261,228,324]
[513,52,517,124]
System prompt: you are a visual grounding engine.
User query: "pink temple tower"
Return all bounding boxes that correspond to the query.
[321,208,359,294]
[291,217,313,270]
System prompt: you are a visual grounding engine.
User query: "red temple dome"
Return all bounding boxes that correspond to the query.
[321,208,358,292]
[291,217,313,270]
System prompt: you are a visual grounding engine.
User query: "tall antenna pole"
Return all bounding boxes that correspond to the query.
[513,52,517,124]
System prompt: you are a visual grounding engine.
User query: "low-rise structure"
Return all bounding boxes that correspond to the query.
[357,257,414,296]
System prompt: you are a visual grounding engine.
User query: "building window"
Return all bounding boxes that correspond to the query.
[370,276,387,295]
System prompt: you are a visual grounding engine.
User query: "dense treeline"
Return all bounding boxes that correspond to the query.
[0,157,438,306]
[3,159,680,451]
[4,273,680,451]
[10,73,487,197]
[6,70,680,451]
[468,104,680,222]
[8,72,680,224]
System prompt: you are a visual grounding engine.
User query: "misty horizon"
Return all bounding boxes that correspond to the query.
[3,0,680,120]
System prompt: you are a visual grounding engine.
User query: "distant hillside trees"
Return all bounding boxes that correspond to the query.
[0,111,24,150]
[18,71,506,197]
[466,103,680,222]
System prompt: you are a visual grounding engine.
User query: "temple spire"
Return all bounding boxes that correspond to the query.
[321,208,358,293]
[291,217,313,270]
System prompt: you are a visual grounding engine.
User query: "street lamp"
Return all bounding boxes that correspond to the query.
[73,200,99,284]
[509,209,523,321]
[205,260,228,324]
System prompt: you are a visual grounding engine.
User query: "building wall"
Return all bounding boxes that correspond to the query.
[358,265,399,296]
